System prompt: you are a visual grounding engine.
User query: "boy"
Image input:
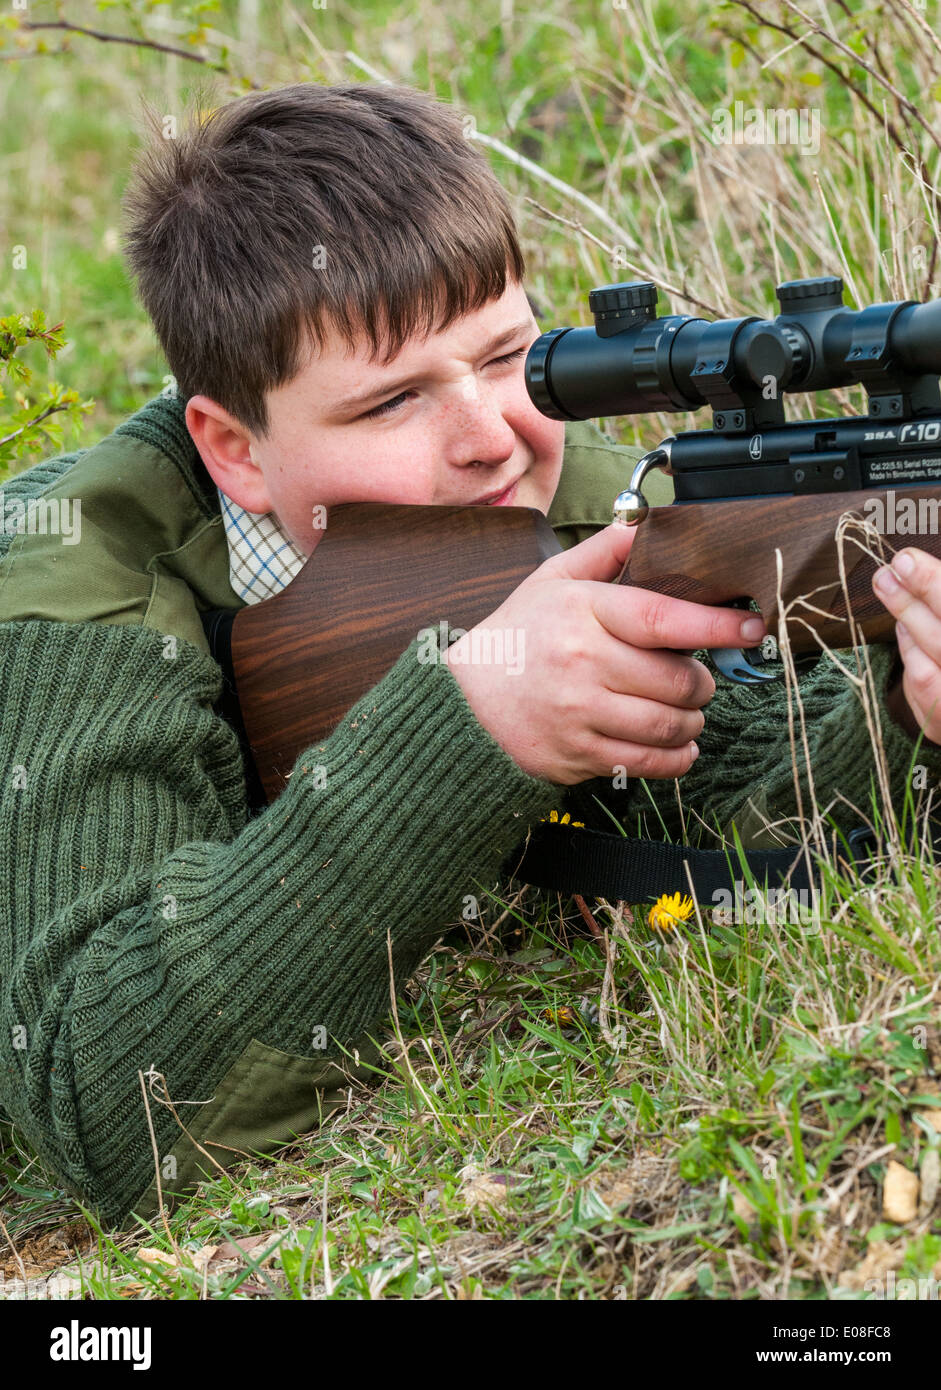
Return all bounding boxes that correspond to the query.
[1,82,938,1229]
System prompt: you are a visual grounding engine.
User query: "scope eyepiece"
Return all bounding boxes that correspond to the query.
[522,326,572,419]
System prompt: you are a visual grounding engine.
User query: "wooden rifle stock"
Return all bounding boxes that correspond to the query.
[618,484,941,649]
[227,484,940,804]
[230,502,560,802]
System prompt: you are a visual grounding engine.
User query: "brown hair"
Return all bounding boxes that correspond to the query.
[121,82,527,437]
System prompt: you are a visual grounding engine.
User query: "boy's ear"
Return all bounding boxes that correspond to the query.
[184,395,274,514]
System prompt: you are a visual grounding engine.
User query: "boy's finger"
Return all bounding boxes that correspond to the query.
[896,616,941,677]
[874,553,941,661]
[885,547,941,616]
[884,600,941,675]
[589,578,767,653]
[592,633,715,708]
[539,521,636,584]
[588,688,706,747]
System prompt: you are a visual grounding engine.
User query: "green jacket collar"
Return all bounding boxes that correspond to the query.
[113,393,220,519]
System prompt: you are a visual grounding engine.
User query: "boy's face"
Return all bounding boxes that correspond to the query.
[187,280,566,557]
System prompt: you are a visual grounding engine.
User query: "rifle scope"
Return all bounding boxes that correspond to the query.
[525,277,941,433]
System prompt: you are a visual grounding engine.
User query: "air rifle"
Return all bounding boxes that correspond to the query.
[528,274,941,683]
[214,275,941,806]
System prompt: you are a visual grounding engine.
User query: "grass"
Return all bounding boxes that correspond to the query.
[1,0,941,1300]
[4,772,941,1299]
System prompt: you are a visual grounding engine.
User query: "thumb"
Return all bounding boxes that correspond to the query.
[540,521,637,584]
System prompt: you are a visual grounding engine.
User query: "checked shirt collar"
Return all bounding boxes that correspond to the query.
[216,487,305,604]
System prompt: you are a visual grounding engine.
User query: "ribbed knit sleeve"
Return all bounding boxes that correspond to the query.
[0,620,557,1224]
[565,641,941,847]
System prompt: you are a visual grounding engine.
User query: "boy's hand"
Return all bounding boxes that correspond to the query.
[441,522,767,785]
[873,547,941,745]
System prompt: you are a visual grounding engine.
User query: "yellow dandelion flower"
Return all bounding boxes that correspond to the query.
[647,892,695,933]
[542,1005,578,1027]
[540,810,585,828]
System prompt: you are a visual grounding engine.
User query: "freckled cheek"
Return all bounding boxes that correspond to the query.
[543,415,566,456]
[290,450,437,511]
[527,415,565,481]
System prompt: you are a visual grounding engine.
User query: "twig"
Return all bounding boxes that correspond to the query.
[573,893,604,940]
[597,927,622,1053]
[143,1066,246,1183]
[137,1068,181,1259]
[321,1171,333,1297]
[17,18,255,83]
[0,46,70,64]
[0,400,72,449]
[727,0,941,241]
[385,927,439,1114]
[523,197,725,318]
[0,1209,27,1285]
[822,1141,896,1211]
[727,1,908,158]
[459,1003,524,1044]
[782,0,941,159]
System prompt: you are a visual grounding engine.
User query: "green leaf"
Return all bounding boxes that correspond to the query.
[575,1185,615,1222]
[790,1093,808,1189]
[571,1133,594,1164]
[280,1235,317,1290]
[630,1081,656,1128]
[631,1221,709,1242]
[758,1068,777,1098]
[868,1222,902,1243]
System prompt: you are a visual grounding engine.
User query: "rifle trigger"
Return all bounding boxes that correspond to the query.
[709,647,779,684]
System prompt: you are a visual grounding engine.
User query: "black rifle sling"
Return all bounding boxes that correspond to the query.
[505,812,941,903]
[504,818,829,901]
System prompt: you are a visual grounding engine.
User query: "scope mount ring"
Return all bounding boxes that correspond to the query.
[612,444,673,526]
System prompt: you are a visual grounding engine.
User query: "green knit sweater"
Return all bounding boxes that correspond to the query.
[1,395,938,1227]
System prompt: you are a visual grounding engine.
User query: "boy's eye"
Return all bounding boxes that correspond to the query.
[363,392,410,420]
[361,347,528,421]
[490,347,528,368]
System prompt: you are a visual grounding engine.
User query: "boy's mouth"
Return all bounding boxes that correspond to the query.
[471,477,521,506]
